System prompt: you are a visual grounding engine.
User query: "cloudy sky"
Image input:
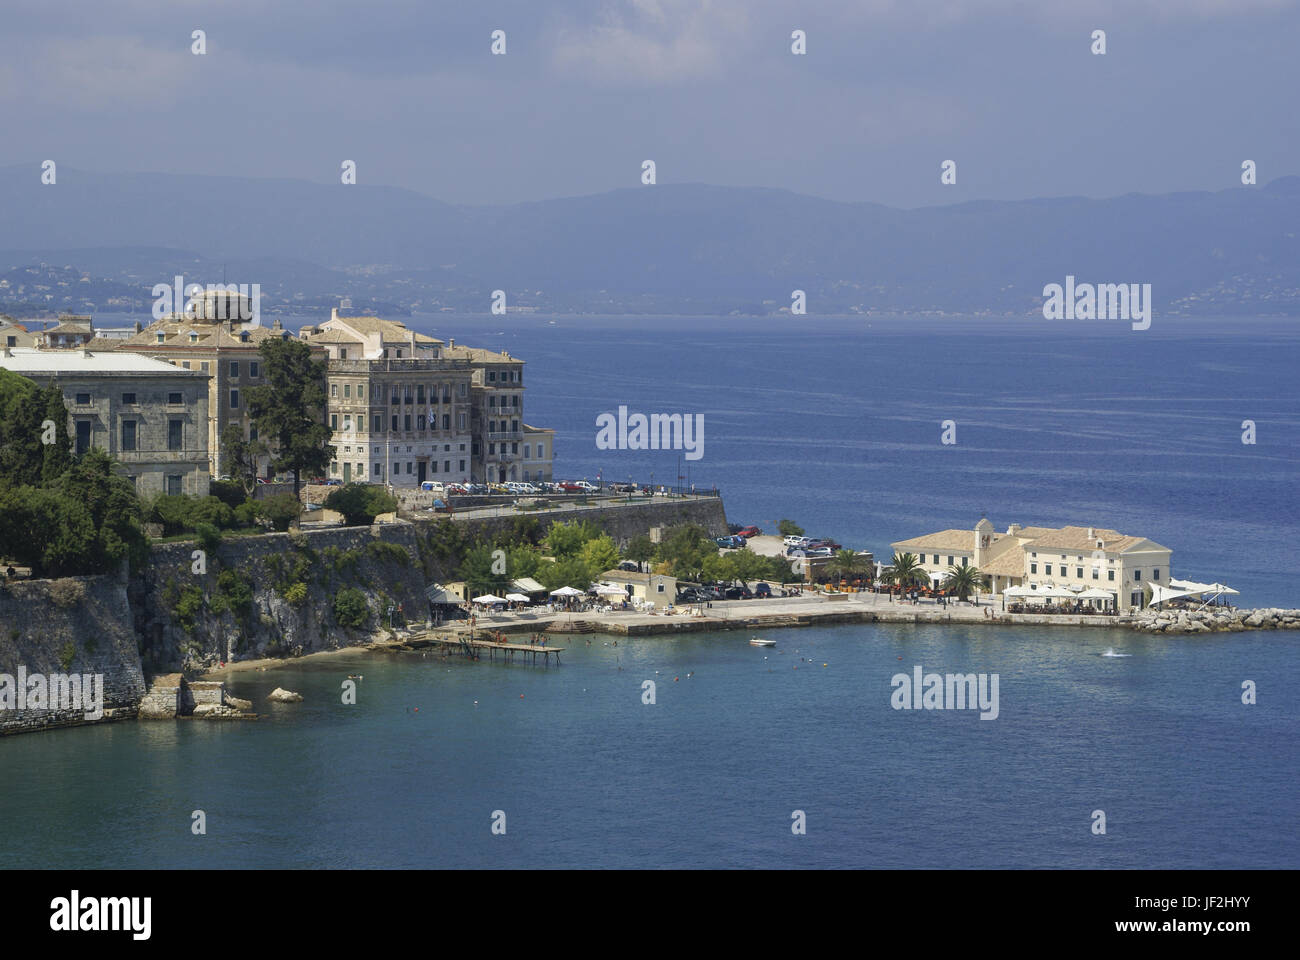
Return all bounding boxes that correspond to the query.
[3,0,1297,206]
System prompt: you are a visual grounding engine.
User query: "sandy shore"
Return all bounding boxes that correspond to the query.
[198,635,398,679]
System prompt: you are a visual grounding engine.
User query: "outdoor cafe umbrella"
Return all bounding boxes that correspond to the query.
[472,594,507,605]
[549,586,585,597]
[505,593,531,603]
[593,583,627,596]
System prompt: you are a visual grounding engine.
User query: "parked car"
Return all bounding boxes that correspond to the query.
[806,538,841,550]
[723,585,754,600]
[783,535,810,547]
[421,481,445,493]
[308,476,327,485]
[754,582,773,598]
[573,480,598,492]
[323,478,343,487]
[735,526,761,538]
[617,560,640,572]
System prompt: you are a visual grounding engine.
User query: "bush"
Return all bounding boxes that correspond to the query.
[282,581,309,606]
[333,587,370,628]
[58,641,76,671]
[323,483,398,525]
[216,568,253,612]
[209,478,247,511]
[366,541,410,566]
[777,519,804,538]
[194,522,222,553]
[257,493,302,532]
[47,578,86,607]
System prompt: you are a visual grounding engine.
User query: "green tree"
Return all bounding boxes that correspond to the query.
[881,552,929,590]
[579,533,619,575]
[333,587,370,628]
[0,486,96,577]
[39,381,73,483]
[219,422,267,496]
[0,369,46,488]
[827,549,870,581]
[52,449,147,572]
[246,337,332,497]
[458,543,508,597]
[543,520,600,559]
[941,564,989,601]
[537,556,593,592]
[257,492,302,532]
[777,518,804,538]
[323,482,398,525]
[623,534,656,572]
[657,524,716,580]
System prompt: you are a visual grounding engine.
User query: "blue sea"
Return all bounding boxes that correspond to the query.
[2,314,1297,869]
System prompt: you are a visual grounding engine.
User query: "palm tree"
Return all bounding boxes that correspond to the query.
[882,552,929,591]
[827,549,867,582]
[941,564,989,602]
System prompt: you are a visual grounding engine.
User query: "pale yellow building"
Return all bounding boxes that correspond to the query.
[892,517,1173,613]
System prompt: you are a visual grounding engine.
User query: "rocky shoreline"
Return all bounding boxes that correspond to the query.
[1117,607,1300,634]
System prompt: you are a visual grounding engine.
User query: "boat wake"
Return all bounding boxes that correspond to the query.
[1101,649,1132,658]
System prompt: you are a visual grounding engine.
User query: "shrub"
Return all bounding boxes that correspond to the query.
[323,483,398,525]
[58,641,76,671]
[333,587,370,628]
[257,493,302,532]
[47,578,86,607]
[194,522,222,553]
[366,541,410,566]
[282,581,309,606]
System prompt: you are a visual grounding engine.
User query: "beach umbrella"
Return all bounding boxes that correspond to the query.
[505,593,530,603]
[472,594,507,604]
[549,586,584,597]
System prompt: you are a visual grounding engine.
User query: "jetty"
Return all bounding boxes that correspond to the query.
[396,631,564,666]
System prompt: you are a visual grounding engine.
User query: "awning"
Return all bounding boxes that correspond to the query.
[1078,587,1116,600]
[424,584,458,604]
[593,583,627,596]
[505,593,531,603]
[510,577,547,594]
[472,594,507,604]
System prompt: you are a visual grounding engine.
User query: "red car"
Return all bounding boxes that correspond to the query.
[557,481,583,492]
[736,526,761,538]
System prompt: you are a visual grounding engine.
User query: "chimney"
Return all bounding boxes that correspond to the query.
[1007,523,1021,535]
[448,338,455,349]
[1087,527,1095,539]
[330,307,339,323]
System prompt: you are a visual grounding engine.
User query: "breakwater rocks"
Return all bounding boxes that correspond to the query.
[1118,607,1300,634]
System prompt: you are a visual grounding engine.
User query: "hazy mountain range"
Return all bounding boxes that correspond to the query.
[3,165,1298,317]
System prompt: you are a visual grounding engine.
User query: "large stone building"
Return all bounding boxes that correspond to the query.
[0,317,37,349]
[300,312,554,486]
[892,517,1173,613]
[0,347,210,496]
[110,311,314,479]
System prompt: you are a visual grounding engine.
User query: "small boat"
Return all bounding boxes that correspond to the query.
[749,637,776,647]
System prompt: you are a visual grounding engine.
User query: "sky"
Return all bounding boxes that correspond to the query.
[2,0,1298,207]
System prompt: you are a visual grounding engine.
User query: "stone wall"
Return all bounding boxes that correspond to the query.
[0,571,146,735]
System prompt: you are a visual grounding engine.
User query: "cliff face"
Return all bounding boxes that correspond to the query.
[130,525,429,674]
[2,497,730,732]
[0,571,146,734]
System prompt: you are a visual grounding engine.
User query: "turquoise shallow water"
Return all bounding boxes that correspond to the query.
[2,622,1295,868]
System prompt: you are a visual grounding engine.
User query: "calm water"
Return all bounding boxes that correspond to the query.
[2,314,1297,868]
[3,623,1296,868]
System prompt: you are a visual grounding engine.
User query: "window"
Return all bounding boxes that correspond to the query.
[373,414,382,432]
[444,460,451,472]
[1133,570,1142,581]
[182,361,191,370]
[1076,567,1083,578]
[229,362,239,377]
[168,392,183,405]
[391,415,398,431]
[961,557,968,567]
[249,427,258,442]
[230,389,239,408]
[1153,569,1160,580]
[511,443,518,454]
[1092,569,1099,580]
[1108,570,1115,581]
[489,372,497,382]
[1030,562,1037,574]
[5,336,14,347]
[445,414,453,430]
[406,462,413,474]
[331,414,338,429]
[75,392,91,405]
[121,420,137,451]
[1045,564,1052,575]
[458,383,467,397]
[524,444,531,458]
[339,348,347,360]
[358,385,364,399]
[331,384,338,397]
[404,414,412,431]
[122,392,137,405]
[431,460,438,474]
[932,555,938,564]
[166,475,183,496]
[537,443,544,458]
[168,420,183,451]
[489,443,496,454]
[200,362,209,373]
[75,421,91,454]
[946,556,953,567]
[250,362,259,378]
[511,420,519,432]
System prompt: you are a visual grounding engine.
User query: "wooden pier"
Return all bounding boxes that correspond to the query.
[410,631,564,666]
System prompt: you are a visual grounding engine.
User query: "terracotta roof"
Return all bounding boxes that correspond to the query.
[892,529,980,551]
